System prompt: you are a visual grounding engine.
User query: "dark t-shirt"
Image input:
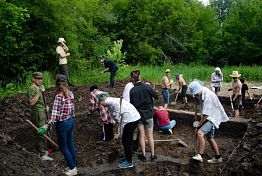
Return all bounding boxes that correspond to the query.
[130,82,158,121]
[104,59,118,72]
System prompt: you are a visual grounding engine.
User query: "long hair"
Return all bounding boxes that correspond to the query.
[57,82,69,98]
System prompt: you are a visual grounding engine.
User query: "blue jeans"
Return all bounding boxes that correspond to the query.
[162,88,169,104]
[159,120,176,131]
[56,117,77,169]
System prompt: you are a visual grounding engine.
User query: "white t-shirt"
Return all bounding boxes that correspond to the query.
[211,72,222,88]
[105,97,141,135]
[122,82,134,102]
[56,45,67,65]
[201,87,229,129]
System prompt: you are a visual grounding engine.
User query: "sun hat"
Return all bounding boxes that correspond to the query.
[97,92,110,102]
[165,69,170,73]
[215,67,221,72]
[56,74,67,83]
[189,80,203,96]
[32,72,43,79]
[58,38,66,43]
[230,71,241,77]
[158,106,165,111]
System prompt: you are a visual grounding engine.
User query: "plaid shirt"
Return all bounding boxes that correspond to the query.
[89,90,114,124]
[50,92,75,122]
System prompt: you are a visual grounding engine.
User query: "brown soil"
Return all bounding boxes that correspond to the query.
[0,79,261,176]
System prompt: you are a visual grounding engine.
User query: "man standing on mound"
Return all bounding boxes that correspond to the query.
[189,80,229,163]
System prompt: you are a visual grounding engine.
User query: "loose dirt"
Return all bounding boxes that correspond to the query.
[0,79,261,176]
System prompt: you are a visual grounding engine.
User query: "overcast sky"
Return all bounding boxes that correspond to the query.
[199,0,210,6]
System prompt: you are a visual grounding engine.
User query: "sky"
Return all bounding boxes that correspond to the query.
[199,0,210,6]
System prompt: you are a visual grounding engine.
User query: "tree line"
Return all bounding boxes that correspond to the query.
[0,0,261,85]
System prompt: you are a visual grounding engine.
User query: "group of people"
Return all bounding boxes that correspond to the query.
[27,37,253,175]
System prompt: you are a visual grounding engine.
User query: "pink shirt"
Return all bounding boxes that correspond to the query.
[154,110,170,127]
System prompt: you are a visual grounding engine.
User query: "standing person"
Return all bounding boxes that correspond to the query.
[154,106,176,134]
[161,69,173,109]
[122,71,136,102]
[211,67,223,95]
[27,72,53,161]
[230,71,242,118]
[189,80,229,163]
[48,75,77,176]
[240,79,252,105]
[97,92,141,169]
[88,85,115,142]
[175,74,188,104]
[98,56,118,88]
[56,38,72,86]
[130,70,159,162]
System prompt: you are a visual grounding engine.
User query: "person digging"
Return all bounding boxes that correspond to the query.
[230,71,242,118]
[97,92,141,169]
[189,80,229,163]
[98,55,118,88]
[27,72,53,161]
[175,73,188,105]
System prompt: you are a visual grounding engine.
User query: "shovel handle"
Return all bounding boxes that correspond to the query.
[26,119,59,149]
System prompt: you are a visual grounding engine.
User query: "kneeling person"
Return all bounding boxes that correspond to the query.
[154,106,176,134]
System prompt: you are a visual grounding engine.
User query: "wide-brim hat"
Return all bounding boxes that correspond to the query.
[58,37,66,43]
[165,69,170,73]
[189,80,203,96]
[32,72,43,79]
[230,71,241,77]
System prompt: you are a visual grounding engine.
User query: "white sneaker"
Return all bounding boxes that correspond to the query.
[40,155,53,161]
[207,157,222,164]
[192,154,203,162]
[64,167,77,176]
[168,129,173,134]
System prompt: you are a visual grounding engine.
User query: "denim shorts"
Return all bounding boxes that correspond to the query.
[138,118,154,129]
[200,121,215,140]
[162,88,169,104]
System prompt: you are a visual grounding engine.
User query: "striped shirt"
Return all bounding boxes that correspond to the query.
[50,91,75,122]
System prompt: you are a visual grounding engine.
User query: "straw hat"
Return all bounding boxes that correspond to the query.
[165,69,170,73]
[230,71,241,77]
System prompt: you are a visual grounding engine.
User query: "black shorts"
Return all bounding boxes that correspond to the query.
[213,86,220,93]
[181,85,187,97]
[233,95,242,110]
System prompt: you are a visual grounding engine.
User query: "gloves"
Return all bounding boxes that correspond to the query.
[37,124,48,135]
[170,79,174,84]
[193,121,200,128]
[101,70,105,74]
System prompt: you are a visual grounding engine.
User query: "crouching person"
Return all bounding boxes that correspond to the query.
[154,106,176,134]
[189,80,229,163]
[48,75,77,176]
[98,92,141,169]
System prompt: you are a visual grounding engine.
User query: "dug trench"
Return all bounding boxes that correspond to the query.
[0,79,261,176]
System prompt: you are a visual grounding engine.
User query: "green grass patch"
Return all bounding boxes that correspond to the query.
[1,64,262,100]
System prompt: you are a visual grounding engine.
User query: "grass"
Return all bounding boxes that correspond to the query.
[1,64,262,99]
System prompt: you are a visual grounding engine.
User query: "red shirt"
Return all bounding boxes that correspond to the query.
[154,110,170,127]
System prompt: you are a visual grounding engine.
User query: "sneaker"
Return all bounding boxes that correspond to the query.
[151,155,157,162]
[192,154,203,162]
[168,129,173,134]
[137,154,146,162]
[40,155,53,161]
[64,167,77,176]
[119,157,126,163]
[118,160,133,169]
[64,167,78,172]
[207,157,222,164]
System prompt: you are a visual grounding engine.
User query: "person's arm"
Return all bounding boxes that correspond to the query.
[29,91,41,106]
[149,86,159,100]
[56,47,70,58]
[28,87,41,106]
[50,95,62,123]
[88,94,98,114]
[199,115,208,125]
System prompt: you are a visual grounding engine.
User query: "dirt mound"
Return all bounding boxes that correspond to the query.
[0,79,261,175]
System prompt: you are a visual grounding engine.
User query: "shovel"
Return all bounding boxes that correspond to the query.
[26,119,59,149]
[170,92,179,105]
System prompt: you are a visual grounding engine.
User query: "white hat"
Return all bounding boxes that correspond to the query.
[189,80,203,96]
[165,69,170,73]
[58,38,66,43]
[230,71,241,77]
[215,67,221,72]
